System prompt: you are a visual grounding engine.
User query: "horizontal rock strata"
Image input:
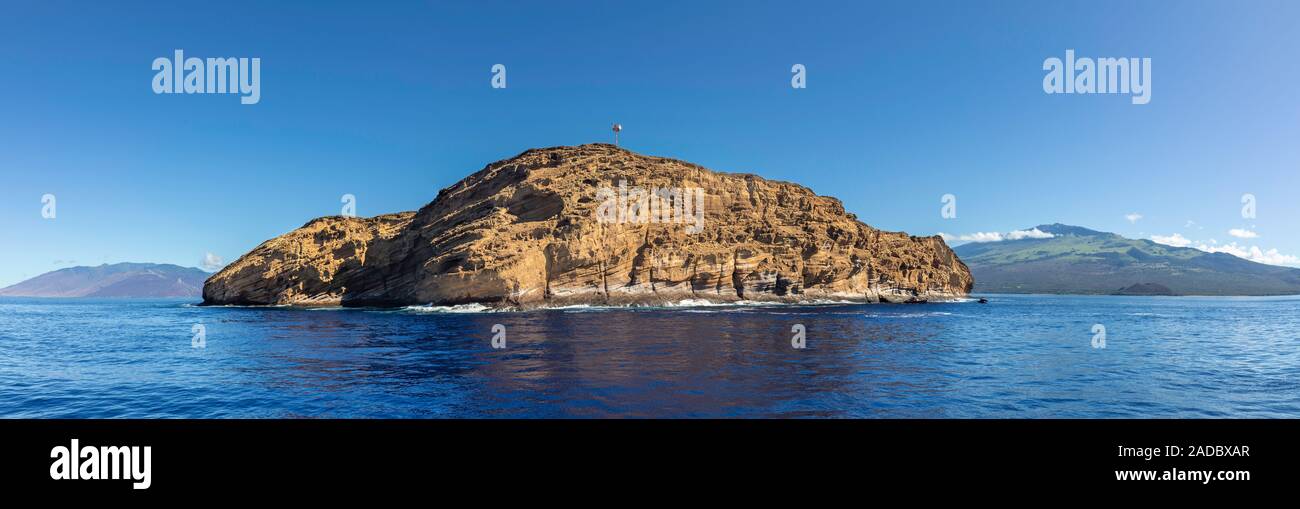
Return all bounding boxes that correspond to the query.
[204,144,972,308]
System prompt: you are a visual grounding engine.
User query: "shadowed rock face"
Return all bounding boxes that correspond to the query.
[203,144,972,308]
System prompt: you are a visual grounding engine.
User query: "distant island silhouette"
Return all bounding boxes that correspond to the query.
[955,224,1300,296]
[0,263,208,298]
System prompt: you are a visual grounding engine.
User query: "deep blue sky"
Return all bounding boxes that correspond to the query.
[3,0,1299,285]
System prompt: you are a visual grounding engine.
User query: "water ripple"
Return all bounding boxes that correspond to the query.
[1,295,1298,417]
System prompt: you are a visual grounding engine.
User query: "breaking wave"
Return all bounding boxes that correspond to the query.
[401,303,501,314]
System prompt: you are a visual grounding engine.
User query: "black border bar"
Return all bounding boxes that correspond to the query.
[1,419,1289,496]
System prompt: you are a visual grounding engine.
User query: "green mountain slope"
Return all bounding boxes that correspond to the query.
[953,224,1300,295]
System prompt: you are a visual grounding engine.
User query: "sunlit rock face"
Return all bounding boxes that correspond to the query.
[203,144,972,308]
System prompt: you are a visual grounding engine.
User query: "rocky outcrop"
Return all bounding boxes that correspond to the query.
[1114,283,1174,296]
[203,144,972,308]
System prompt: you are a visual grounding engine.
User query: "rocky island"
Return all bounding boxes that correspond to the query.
[203,144,972,308]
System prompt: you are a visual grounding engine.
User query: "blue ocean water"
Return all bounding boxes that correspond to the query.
[1,294,1297,418]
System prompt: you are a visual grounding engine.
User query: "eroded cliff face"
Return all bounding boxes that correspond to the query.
[203,144,972,307]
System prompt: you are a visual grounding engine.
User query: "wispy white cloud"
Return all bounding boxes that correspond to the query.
[200,252,225,272]
[1125,213,1143,224]
[1196,242,1300,267]
[1006,228,1055,240]
[1150,233,1192,248]
[962,232,1006,242]
[938,228,1054,244]
[938,231,1003,243]
[1154,231,1299,267]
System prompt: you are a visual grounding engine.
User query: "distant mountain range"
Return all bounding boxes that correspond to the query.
[954,224,1300,296]
[0,263,209,298]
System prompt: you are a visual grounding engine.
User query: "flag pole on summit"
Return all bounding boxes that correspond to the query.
[612,123,622,146]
